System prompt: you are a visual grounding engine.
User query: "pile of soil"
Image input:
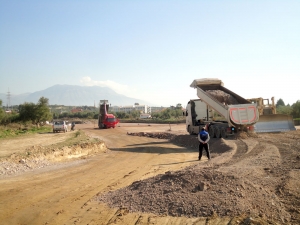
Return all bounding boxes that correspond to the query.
[100,130,300,224]
[206,90,239,105]
[127,132,199,149]
[127,131,236,150]
[98,165,290,223]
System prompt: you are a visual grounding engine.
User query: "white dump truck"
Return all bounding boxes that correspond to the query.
[186,78,259,137]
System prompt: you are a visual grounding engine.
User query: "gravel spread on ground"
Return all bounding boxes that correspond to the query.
[98,130,300,224]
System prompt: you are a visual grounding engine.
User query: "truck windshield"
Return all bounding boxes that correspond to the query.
[54,121,64,125]
[107,118,116,122]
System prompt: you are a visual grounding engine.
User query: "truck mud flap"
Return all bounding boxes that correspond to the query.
[253,114,296,133]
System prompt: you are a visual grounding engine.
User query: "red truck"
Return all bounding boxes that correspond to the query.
[98,100,119,129]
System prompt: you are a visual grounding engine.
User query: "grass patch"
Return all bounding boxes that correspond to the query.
[0,124,52,139]
[48,130,100,150]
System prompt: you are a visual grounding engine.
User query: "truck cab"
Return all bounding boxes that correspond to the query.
[98,100,119,129]
[102,114,119,128]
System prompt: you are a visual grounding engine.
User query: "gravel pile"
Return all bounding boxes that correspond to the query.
[0,159,51,176]
[206,90,239,105]
[98,165,290,222]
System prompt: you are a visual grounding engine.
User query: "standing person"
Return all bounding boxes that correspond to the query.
[198,127,211,160]
[71,122,75,131]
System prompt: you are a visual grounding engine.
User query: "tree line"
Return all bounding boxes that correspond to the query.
[276,98,300,119]
[0,97,52,126]
[0,97,184,126]
[0,97,299,126]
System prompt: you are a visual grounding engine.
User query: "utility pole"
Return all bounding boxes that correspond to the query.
[6,88,11,112]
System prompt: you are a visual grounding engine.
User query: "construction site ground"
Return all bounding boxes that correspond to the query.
[0,123,299,225]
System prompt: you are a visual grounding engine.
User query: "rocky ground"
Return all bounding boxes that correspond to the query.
[1,124,299,225]
[99,130,300,224]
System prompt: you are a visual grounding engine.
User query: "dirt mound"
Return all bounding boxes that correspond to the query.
[127,131,235,154]
[98,164,290,223]
[101,130,300,223]
[0,141,107,176]
[127,132,200,149]
[127,132,176,140]
[206,90,239,105]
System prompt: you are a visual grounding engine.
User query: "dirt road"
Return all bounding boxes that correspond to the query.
[0,123,299,225]
[0,124,201,225]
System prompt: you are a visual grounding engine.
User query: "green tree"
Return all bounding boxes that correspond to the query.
[160,109,171,119]
[0,99,5,122]
[19,102,36,122]
[129,109,140,119]
[276,105,292,115]
[276,98,285,107]
[116,112,126,119]
[19,97,52,126]
[34,97,52,126]
[292,100,300,118]
[151,112,160,119]
[173,108,182,119]
[86,112,95,119]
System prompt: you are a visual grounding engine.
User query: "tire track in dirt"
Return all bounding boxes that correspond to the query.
[218,139,248,167]
[1,124,298,224]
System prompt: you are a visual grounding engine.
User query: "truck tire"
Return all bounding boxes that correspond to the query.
[215,126,221,138]
[188,126,193,135]
[220,127,227,138]
[209,126,215,138]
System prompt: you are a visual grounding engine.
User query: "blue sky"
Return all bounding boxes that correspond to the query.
[0,0,299,106]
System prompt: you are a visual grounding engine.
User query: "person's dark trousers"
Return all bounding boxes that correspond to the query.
[199,142,210,160]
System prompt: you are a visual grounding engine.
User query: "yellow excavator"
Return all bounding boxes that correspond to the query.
[247,97,296,132]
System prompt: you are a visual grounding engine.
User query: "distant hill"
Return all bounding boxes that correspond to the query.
[0,85,152,106]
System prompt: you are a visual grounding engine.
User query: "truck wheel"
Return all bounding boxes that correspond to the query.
[188,126,193,135]
[215,127,221,138]
[209,126,215,138]
[220,127,227,138]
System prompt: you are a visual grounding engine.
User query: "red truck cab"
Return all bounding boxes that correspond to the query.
[102,114,119,128]
[98,100,119,129]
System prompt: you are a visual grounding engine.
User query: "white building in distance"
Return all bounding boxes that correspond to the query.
[110,103,166,114]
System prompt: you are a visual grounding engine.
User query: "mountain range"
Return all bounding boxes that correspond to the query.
[0,85,153,107]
